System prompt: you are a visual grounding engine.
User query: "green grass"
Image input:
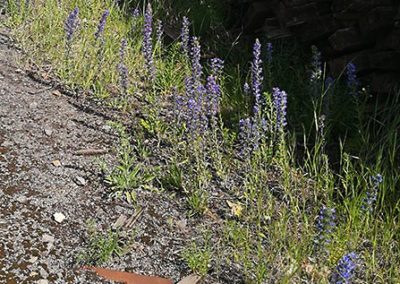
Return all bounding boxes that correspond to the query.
[77,220,133,265]
[4,0,400,282]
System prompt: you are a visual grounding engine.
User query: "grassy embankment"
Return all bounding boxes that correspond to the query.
[4,0,400,282]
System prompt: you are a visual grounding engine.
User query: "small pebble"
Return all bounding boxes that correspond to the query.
[75,176,86,186]
[16,196,27,203]
[42,234,54,243]
[53,212,66,223]
[28,256,38,263]
[44,128,53,136]
[51,160,61,167]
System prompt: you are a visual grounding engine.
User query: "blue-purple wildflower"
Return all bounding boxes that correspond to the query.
[332,252,358,284]
[156,19,163,43]
[174,40,223,137]
[206,74,221,118]
[181,16,190,56]
[94,9,110,40]
[272,87,288,131]
[251,39,263,114]
[362,174,383,213]
[315,206,336,246]
[190,37,203,83]
[184,78,208,136]
[239,118,259,156]
[143,3,155,79]
[207,58,224,118]
[310,45,322,82]
[325,76,335,90]
[132,7,140,18]
[119,38,127,62]
[210,58,224,77]
[266,42,273,64]
[118,39,128,96]
[65,7,79,42]
[346,62,359,92]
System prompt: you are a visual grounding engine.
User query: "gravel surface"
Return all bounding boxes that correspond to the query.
[0,27,119,283]
[0,27,199,283]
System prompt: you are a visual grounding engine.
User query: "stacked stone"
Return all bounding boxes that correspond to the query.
[240,0,400,92]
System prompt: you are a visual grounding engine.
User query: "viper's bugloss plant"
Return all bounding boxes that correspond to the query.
[362,174,383,213]
[325,76,335,90]
[251,39,263,114]
[143,3,154,79]
[190,36,203,82]
[206,75,221,118]
[238,117,261,156]
[210,57,224,77]
[118,38,128,96]
[181,16,190,57]
[156,19,163,43]
[315,205,336,247]
[174,41,223,138]
[132,7,140,18]
[266,42,273,64]
[346,62,359,94]
[94,9,109,40]
[65,7,79,43]
[310,45,322,83]
[332,252,358,284]
[206,58,224,119]
[272,87,288,131]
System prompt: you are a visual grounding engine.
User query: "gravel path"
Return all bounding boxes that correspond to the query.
[0,27,122,283]
[0,24,211,284]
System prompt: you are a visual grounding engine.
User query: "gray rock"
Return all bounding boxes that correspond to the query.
[75,176,86,186]
[42,234,55,243]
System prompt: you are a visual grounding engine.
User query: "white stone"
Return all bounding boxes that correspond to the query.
[53,212,66,223]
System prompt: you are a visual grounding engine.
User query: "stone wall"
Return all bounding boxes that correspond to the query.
[238,0,400,92]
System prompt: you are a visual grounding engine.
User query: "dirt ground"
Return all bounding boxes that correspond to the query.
[0,24,202,283]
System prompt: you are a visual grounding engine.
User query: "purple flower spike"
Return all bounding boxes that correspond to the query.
[132,7,140,18]
[315,205,336,247]
[251,39,263,114]
[272,87,288,131]
[310,45,322,82]
[118,39,128,96]
[119,38,127,62]
[238,117,260,156]
[94,9,110,40]
[206,75,221,117]
[181,16,190,56]
[346,62,359,93]
[325,76,335,90]
[332,252,358,284]
[156,19,163,43]
[65,7,79,42]
[266,42,273,64]
[190,37,203,83]
[362,174,383,213]
[210,58,224,77]
[143,3,155,79]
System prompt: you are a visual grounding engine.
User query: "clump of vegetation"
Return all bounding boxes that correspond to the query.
[4,0,400,282]
[77,220,133,265]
